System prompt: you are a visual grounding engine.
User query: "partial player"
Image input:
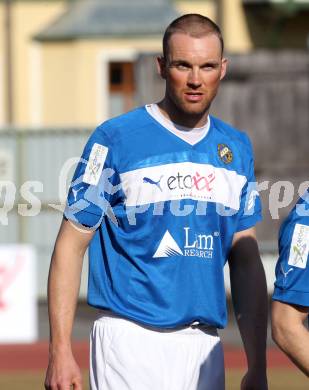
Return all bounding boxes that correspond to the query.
[272,189,309,377]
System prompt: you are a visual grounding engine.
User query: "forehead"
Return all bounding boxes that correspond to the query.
[167,32,222,62]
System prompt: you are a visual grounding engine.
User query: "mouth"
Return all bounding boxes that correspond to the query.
[184,92,204,102]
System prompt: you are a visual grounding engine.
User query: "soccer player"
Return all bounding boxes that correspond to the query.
[45,14,268,390]
[272,190,309,376]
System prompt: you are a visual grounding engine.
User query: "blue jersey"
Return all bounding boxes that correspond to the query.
[65,106,262,328]
[273,190,309,307]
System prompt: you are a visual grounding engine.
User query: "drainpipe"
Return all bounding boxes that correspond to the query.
[4,0,13,125]
[216,0,223,28]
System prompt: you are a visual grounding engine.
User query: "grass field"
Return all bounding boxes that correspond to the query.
[0,369,308,390]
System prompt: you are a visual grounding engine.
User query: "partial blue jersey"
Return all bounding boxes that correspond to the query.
[273,190,309,307]
[65,106,262,328]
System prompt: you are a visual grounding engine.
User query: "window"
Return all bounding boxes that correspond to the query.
[108,62,135,117]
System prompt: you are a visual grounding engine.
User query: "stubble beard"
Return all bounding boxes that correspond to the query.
[168,92,211,124]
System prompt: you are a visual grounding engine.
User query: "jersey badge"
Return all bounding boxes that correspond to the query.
[83,143,108,186]
[288,223,309,269]
[218,144,233,164]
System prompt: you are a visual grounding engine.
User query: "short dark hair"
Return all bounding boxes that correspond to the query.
[163,14,224,59]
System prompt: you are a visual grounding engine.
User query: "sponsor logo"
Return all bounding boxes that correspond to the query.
[153,227,218,259]
[288,223,309,269]
[83,143,108,186]
[218,144,233,164]
[280,264,293,279]
[144,169,216,197]
[167,171,215,192]
[120,162,246,209]
[72,186,84,202]
[143,176,163,192]
[247,189,259,211]
[153,230,183,258]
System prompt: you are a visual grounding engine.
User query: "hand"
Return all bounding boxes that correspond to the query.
[240,370,268,390]
[45,349,83,390]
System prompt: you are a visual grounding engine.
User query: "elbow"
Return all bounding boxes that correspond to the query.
[271,319,285,349]
[271,313,296,351]
[271,307,291,350]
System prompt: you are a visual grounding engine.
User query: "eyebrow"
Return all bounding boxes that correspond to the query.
[169,59,220,67]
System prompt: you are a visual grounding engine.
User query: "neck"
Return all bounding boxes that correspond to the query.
[157,97,209,128]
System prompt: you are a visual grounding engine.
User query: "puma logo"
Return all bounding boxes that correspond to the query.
[143,176,163,192]
[280,264,294,279]
[72,186,84,201]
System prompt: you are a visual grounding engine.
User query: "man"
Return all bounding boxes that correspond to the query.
[272,190,309,376]
[45,14,268,390]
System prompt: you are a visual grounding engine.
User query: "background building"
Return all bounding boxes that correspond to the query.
[1,0,308,127]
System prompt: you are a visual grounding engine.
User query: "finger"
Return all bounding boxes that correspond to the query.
[44,381,53,390]
[57,383,73,390]
[72,379,83,390]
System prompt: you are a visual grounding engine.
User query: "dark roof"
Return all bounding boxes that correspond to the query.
[34,0,179,41]
[243,0,309,8]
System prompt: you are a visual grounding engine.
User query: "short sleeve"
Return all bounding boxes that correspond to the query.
[64,124,121,229]
[272,210,309,307]
[236,134,262,232]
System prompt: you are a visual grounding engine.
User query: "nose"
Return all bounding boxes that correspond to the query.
[187,68,202,88]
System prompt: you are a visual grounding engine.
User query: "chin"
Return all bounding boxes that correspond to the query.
[180,105,209,117]
[169,96,210,118]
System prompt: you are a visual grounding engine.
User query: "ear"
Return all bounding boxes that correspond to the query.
[156,56,167,79]
[220,57,228,81]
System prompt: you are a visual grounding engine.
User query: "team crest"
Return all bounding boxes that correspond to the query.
[218,144,233,164]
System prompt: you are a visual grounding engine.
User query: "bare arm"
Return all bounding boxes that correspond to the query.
[45,218,95,390]
[272,300,309,376]
[228,227,268,390]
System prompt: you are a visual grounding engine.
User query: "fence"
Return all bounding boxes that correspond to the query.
[0,128,91,298]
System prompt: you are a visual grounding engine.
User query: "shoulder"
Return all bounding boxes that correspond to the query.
[210,115,253,153]
[94,106,150,144]
[280,193,309,238]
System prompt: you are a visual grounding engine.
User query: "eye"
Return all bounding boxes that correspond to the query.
[174,63,190,70]
[202,63,217,70]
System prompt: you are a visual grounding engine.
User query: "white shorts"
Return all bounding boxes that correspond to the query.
[90,312,225,390]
